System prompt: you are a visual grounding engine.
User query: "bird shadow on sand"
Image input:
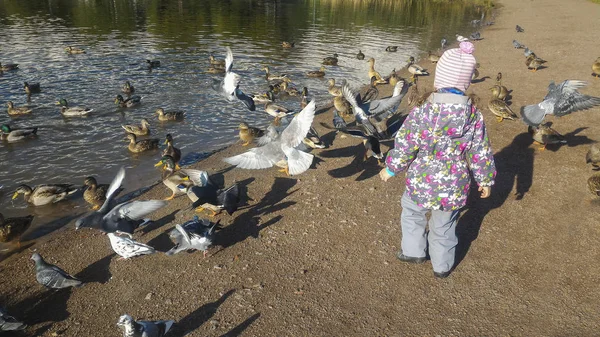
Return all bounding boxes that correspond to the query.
[454,132,534,269]
[561,127,593,148]
[140,210,178,235]
[22,213,84,241]
[471,76,491,84]
[319,142,385,181]
[75,253,115,284]
[13,288,74,327]
[219,313,261,337]
[171,289,235,336]
[217,177,298,249]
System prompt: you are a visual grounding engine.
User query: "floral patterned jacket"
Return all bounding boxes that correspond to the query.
[385,93,496,211]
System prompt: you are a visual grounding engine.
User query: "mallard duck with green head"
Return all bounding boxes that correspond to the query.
[83,176,111,210]
[163,134,182,165]
[528,123,567,151]
[156,108,185,121]
[65,46,85,54]
[251,88,274,104]
[367,58,387,85]
[155,155,209,200]
[115,94,142,108]
[238,122,265,146]
[121,81,135,95]
[6,101,32,116]
[56,98,92,117]
[0,213,34,248]
[407,57,429,79]
[13,184,77,206]
[307,66,326,78]
[122,118,150,136]
[125,133,159,153]
[1,124,37,142]
[0,62,19,71]
[322,53,339,66]
[23,82,41,95]
[385,46,398,52]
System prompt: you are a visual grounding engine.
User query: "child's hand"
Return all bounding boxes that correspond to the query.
[379,168,393,182]
[478,186,491,198]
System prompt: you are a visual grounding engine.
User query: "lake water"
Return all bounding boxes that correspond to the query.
[0,0,490,249]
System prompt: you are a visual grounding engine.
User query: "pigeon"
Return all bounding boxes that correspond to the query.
[512,40,525,49]
[469,32,482,40]
[107,232,156,260]
[75,167,167,235]
[224,100,317,176]
[166,217,219,257]
[516,25,524,33]
[455,34,469,42]
[523,48,534,58]
[441,37,447,50]
[521,80,600,127]
[0,307,26,331]
[117,314,174,337]
[31,253,83,289]
[213,47,255,111]
[180,181,240,216]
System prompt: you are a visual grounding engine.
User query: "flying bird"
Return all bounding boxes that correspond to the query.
[166,217,219,257]
[213,47,256,111]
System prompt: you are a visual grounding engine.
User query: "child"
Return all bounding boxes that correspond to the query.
[379,42,496,279]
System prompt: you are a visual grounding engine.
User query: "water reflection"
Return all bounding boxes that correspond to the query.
[0,0,489,241]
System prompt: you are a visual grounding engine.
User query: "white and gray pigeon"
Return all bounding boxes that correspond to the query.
[166,217,219,257]
[521,80,600,127]
[75,167,167,235]
[0,307,26,331]
[212,47,255,111]
[107,232,156,260]
[31,253,83,289]
[455,34,469,42]
[523,48,534,57]
[513,40,525,49]
[441,37,447,50]
[117,314,174,337]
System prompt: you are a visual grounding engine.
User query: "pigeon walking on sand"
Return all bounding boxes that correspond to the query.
[521,80,600,127]
[516,25,524,32]
[513,40,525,49]
[117,314,174,337]
[31,253,83,289]
[107,232,156,260]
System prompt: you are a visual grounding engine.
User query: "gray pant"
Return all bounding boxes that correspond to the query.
[400,192,461,273]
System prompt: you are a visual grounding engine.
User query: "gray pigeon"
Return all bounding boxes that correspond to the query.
[117,314,174,337]
[470,32,482,40]
[166,217,219,257]
[521,80,600,127]
[75,167,167,234]
[513,40,525,49]
[0,307,26,331]
[523,48,534,57]
[516,25,524,32]
[31,253,83,289]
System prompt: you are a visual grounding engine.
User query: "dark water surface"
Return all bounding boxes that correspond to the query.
[0,0,489,248]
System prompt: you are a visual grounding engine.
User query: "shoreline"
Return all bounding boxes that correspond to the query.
[3,0,600,335]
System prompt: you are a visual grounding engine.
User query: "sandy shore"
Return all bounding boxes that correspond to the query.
[2,0,600,335]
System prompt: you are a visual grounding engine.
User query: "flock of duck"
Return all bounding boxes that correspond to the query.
[2,21,600,334]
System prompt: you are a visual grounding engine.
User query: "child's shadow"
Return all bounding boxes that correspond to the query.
[455,132,534,268]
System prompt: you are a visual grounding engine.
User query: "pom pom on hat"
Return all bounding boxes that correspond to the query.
[434,44,477,91]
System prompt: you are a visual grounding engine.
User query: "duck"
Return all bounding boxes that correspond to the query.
[155,155,208,200]
[6,101,32,116]
[121,81,135,95]
[122,119,150,136]
[385,46,398,52]
[282,41,295,48]
[528,124,567,151]
[407,57,429,79]
[56,98,93,117]
[0,213,34,248]
[388,69,400,87]
[407,76,420,109]
[588,172,600,197]
[360,76,379,103]
[367,58,388,85]
[471,63,481,81]
[0,62,19,71]
[586,144,600,170]
[302,126,326,149]
[125,133,159,153]
[146,59,160,68]
[327,79,343,97]
[209,54,226,67]
[322,53,339,66]
[489,85,508,101]
[300,87,309,109]
[83,176,111,210]
[265,94,295,123]
[250,88,274,104]
[488,98,517,122]
[356,50,365,60]
[156,108,185,121]
[238,122,265,146]
[496,72,503,84]
[333,95,352,116]
[207,66,225,74]
[592,57,600,78]
[263,66,290,82]
[526,54,546,72]
[306,66,326,78]
[0,124,37,142]
[23,82,41,95]
[163,134,182,165]
[114,94,142,108]
[428,51,440,63]
[12,184,77,206]
[65,46,85,54]
[280,82,300,96]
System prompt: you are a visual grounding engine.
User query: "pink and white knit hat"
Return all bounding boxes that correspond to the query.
[433,42,477,91]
